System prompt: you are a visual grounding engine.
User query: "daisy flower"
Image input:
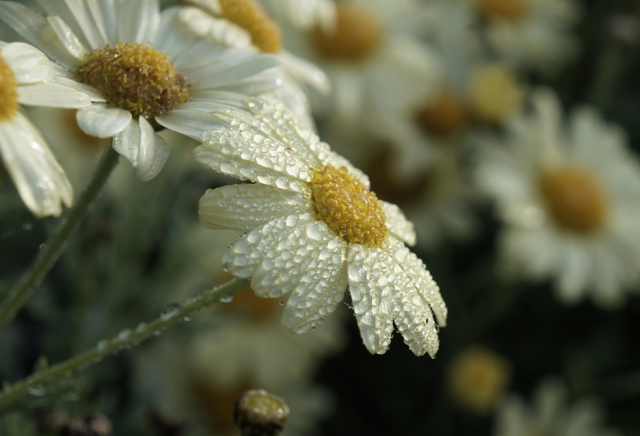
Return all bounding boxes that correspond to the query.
[195,96,447,356]
[494,378,622,436]
[260,0,336,30]
[0,0,281,181]
[178,0,330,129]
[476,0,581,75]
[0,41,92,217]
[476,88,640,308]
[284,0,441,130]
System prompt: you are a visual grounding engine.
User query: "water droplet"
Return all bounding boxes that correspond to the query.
[96,340,109,352]
[135,322,148,334]
[183,315,191,322]
[39,243,48,252]
[219,295,234,303]
[279,299,284,306]
[22,223,33,231]
[161,303,181,320]
[117,329,131,341]
[27,386,46,397]
[154,330,161,336]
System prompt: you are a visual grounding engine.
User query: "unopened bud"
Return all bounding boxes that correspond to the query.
[233,389,290,436]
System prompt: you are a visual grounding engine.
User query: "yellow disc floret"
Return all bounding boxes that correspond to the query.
[0,49,19,121]
[76,42,189,119]
[415,89,468,139]
[311,165,388,247]
[539,166,608,234]
[476,0,529,22]
[312,4,382,62]
[218,0,282,53]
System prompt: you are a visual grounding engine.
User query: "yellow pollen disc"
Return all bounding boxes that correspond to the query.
[469,64,525,125]
[476,0,529,22]
[312,4,382,62]
[76,42,189,119]
[539,166,608,234]
[311,165,388,247]
[415,89,468,139]
[218,0,282,53]
[0,49,19,121]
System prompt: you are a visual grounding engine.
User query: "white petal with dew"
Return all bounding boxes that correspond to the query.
[382,202,417,246]
[199,184,314,231]
[0,111,73,217]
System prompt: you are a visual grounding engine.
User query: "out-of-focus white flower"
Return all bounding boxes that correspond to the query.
[0,0,282,182]
[447,346,512,414]
[477,0,581,75]
[477,88,640,308]
[0,41,91,217]
[195,96,447,356]
[494,378,622,436]
[284,0,441,132]
[260,0,336,30]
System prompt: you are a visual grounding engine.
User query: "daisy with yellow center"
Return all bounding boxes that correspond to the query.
[178,0,331,130]
[0,0,282,182]
[476,0,581,75]
[195,96,446,356]
[494,378,621,436]
[0,41,92,217]
[476,89,640,308]
[284,0,441,129]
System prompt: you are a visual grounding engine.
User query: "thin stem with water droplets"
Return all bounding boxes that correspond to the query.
[0,278,250,413]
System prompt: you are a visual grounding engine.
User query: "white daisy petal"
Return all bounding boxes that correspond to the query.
[18,82,92,108]
[0,111,73,218]
[155,109,219,141]
[53,76,106,102]
[46,15,89,61]
[199,184,314,231]
[0,1,82,69]
[186,54,281,90]
[116,0,160,44]
[135,116,169,182]
[76,105,132,138]
[86,0,114,44]
[0,42,54,84]
[35,0,104,50]
[217,70,283,96]
[112,118,140,164]
[382,201,417,246]
[195,126,313,195]
[223,214,315,280]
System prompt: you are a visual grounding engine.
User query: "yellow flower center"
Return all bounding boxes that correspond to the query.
[539,166,608,234]
[447,348,511,414]
[312,4,382,62]
[218,0,282,53]
[476,0,529,22]
[0,49,19,121]
[311,165,388,247]
[76,43,189,119]
[469,64,525,124]
[415,88,468,139]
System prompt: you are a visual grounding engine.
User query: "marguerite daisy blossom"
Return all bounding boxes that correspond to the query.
[0,41,91,217]
[195,96,447,356]
[477,88,640,308]
[494,378,622,436]
[476,0,581,75]
[0,0,281,181]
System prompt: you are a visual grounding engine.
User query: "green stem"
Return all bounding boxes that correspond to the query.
[0,142,120,333]
[0,278,250,412]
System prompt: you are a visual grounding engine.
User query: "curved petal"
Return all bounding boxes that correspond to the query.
[0,42,54,84]
[36,0,106,50]
[76,105,132,138]
[382,201,417,246]
[116,0,159,44]
[46,15,89,61]
[18,82,92,108]
[0,111,73,217]
[135,116,169,181]
[199,184,314,231]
